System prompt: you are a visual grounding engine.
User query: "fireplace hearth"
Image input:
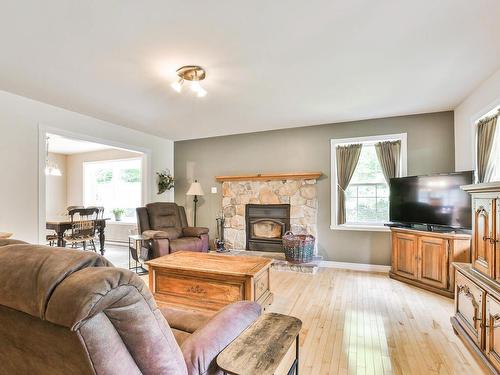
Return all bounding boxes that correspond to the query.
[246,204,290,252]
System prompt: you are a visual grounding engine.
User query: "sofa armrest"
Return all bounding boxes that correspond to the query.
[143,228,181,240]
[181,301,261,375]
[182,227,209,238]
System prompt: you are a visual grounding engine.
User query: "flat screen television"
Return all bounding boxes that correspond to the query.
[389,171,474,229]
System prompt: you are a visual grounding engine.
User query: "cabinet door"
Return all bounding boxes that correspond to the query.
[418,236,448,289]
[392,232,418,279]
[455,272,485,348]
[486,295,500,372]
[472,198,495,278]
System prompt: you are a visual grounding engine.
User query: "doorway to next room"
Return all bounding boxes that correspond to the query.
[43,132,146,268]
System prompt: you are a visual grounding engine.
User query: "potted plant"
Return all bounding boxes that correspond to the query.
[157,169,174,194]
[112,208,125,221]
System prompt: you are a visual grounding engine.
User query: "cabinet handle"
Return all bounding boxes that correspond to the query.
[483,236,495,244]
[484,314,500,328]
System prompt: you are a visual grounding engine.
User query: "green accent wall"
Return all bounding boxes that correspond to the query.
[174,111,455,265]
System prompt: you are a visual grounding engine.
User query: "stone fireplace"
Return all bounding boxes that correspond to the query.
[246,204,290,251]
[219,173,320,254]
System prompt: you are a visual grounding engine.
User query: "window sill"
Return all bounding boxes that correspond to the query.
[108,220,137,226]
[330,224,390,232]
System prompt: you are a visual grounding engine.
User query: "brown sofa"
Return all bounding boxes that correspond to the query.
[0,240,260,374]
[137,202,209,259]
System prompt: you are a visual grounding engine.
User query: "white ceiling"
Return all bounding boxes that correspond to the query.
[47,134,114,155]
[0,1,499,140]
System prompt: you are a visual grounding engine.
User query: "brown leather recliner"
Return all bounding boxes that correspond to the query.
[0,240,261,375]
[136,202,209,259]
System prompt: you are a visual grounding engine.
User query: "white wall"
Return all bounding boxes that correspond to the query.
[45,152,67,218]
[0,90,174,243]
[455,67,500,171]
[66,148,142,206]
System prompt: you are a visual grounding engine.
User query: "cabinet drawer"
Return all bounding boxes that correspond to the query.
[486,294,500,372]
[455,272,485,348]
[154,272,244,306]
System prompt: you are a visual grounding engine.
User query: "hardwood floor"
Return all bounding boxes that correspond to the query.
[266,268,488,375]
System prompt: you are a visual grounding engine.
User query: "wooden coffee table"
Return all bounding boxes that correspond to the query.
[146,251,273,313]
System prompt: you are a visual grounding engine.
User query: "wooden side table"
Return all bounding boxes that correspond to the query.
[217,313,302,375]
[128,235,149,275]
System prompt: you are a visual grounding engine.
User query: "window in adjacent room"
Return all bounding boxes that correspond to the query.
[83,158,142,222]
[331,133,407,230]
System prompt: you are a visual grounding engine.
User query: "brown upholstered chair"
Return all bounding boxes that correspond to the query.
[0,240,260,375]
[136,202,209,259]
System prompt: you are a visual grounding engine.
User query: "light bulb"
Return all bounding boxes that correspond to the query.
[190,81,207,97]
[190,81,202,93]
[196,87,207,97]
[171,79,183,93]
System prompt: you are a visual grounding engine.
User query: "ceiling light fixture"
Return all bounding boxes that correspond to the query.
[171,65,207,97]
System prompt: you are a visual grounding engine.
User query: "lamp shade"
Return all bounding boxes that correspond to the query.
[186,181,205,196]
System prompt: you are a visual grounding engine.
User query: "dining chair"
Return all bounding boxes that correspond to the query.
[46,234,57,246]
[66,205,84,212]
[64,208,99,251]
[87,206,105,219]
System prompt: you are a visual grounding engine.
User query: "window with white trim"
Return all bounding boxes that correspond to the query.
[83,158,142,222]
[481,105,500,182]
[331,133,407,229]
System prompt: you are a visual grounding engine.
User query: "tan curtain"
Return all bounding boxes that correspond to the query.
[375,140,401,184]
[336,144,362,224]
[477,112,498,183]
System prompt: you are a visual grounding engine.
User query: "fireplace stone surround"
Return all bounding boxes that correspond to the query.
[221,177,319,254]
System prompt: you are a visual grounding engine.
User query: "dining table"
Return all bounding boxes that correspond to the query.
[46,217,110,255]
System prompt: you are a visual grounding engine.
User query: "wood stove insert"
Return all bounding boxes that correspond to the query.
[245,204,290,252]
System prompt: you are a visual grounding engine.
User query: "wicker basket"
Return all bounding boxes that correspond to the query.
[282,231,315,264]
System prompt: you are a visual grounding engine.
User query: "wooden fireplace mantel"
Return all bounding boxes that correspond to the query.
[215,172,322,182]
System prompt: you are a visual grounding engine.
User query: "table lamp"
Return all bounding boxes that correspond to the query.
[186,180,205,226]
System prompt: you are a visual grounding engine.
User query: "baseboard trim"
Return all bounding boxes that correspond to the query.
[319,260,390,273]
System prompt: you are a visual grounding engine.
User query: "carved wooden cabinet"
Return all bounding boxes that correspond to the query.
[390,228,471,298]
[452,182,500,374]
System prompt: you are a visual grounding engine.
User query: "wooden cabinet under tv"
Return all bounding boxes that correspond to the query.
[451,182,500,374]
[390,227,471,298]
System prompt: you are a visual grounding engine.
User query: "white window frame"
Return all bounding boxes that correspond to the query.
[475,104,500,182]
[83,157,144,223]
[330,133,408,232]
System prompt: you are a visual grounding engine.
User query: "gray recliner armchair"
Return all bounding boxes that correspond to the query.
[136,202,209,259]
[0,240,260,375]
